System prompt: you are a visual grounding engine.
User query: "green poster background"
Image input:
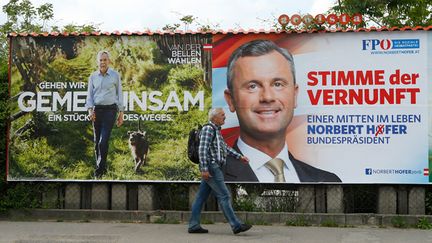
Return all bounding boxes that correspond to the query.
[8,34,212,181]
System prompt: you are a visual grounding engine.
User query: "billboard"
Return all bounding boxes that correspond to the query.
[8,34,211,181]
[7,30,431,184]
[213,31,430,184]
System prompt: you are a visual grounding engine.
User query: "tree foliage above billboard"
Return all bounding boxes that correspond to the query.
[331,0,432,28]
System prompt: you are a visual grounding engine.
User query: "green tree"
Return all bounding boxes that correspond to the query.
[180,15,196,31]
[1,0,52,59]
[0,0,55,207]
[267,0,432,30]
[1,0,53,32]
[162,23,181,32]
[53,23,100,33]
[163,13,220,32]
[0,0,100,59]
[194,18,220,32]
[0,0,99,210]
[0,57,8,196]
[331,0,432,28]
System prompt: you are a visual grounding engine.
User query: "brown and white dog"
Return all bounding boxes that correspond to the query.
[128,130,149,172]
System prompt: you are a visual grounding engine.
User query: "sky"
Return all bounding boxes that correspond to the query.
[0,0,336,31]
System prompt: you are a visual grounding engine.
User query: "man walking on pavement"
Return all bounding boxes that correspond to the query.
[188,108,252,234]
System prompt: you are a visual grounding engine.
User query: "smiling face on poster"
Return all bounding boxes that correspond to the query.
[212,31,430,184]
[225,50,298,146]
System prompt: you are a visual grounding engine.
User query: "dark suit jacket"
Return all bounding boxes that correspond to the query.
[223,144,341,183]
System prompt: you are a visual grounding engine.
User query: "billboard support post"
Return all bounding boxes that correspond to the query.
[297,186,315,213]
[91,184,109,210]
[378,186,397,214]
[408,186,425,215]
[327,185,344,213]
[42,187,59,209]
[138,185,156,211]
[65,184,80,209]
[111,184,127,210]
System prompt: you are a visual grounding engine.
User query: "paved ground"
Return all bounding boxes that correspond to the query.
[0,221,431,243]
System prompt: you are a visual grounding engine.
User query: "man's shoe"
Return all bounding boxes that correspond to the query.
[94,172,101,179]
[233,224,252,234]
[188,227,209,233]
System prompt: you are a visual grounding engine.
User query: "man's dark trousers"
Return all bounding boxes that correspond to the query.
[93,105,117,177]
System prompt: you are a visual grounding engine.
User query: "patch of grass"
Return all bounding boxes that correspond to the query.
[233,193,261,212]
[391,216,408,228]
[153,217,166,224]
[201,219,214,224]
[320,220,339,227]
[417,217,432,230]
[166,219,180,224]
[285,217,310,227]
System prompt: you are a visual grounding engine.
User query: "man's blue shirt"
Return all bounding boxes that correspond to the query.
[85,68,124,111]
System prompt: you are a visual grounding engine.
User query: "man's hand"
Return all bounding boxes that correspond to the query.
[240,156,249,164]
[88,109,96,122]
[201,171,211,181]
[116,111,124,127]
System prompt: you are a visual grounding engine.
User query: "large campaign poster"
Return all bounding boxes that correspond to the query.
[8,31,431,184]
[8,34,211,181]
[212,31,430,184]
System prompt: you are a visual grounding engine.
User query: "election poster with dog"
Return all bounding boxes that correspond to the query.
[8,34,212,181]
[212,31,430,184]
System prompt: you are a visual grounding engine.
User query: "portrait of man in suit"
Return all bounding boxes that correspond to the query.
[223,39,341,183]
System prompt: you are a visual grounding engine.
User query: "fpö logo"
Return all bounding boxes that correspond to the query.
[365,168,428,176]
[362,39,420,51]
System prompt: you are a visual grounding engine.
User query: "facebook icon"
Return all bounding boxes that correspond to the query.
[365,168,372,175]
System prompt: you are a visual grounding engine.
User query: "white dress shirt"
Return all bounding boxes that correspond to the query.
[237,137,300,183]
